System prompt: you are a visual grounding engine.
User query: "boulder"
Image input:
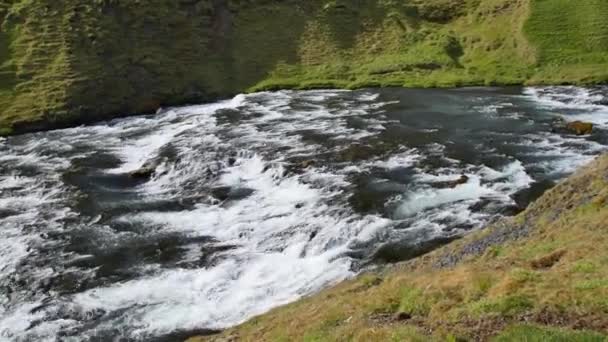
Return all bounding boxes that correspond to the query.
[431,175,469,189]
[128,157,173,179]
[551,118,593,135]
[211,186,254,202]
[566,121,593,135]
[129,164,157,179]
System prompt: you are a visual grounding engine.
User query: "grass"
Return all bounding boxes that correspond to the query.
[493,325,607,342]
[525,0,608,84]
[1,0,608,134]
[189,154,608,341]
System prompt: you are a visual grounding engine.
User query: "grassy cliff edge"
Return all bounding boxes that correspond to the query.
[188,154,608,341]
[1,0,608,135]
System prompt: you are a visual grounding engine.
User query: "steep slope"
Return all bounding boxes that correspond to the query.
[189,153,608,341]
[525,0,608,84]
[0,0,607,135]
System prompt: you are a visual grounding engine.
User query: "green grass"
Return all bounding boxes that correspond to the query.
[525,0,608,84]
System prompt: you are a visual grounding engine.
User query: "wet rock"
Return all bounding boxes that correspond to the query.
[511,179,555,211]
[594,99,608,106]
[552,118,594,135]
[567,121,594,135]
[149,328,222,342]
[338,144,377,162]
[71,152,122,169]
[0,208,19,219]
[430,174,469,189]
[211,186,254,202]
[230,188,254,200]
[128,166,156,179]
[348,177,401,214]
[211,187,231,201]
[373,236,458,264]
[129,159,161,179]
[285,159,317,174]
[199,244,239,268]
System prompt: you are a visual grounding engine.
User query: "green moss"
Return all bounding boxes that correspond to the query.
[398,286,432,316]
[469,295,534,317]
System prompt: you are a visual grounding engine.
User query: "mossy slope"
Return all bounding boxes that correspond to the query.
[189,154,608,341]
[1,0,608,134]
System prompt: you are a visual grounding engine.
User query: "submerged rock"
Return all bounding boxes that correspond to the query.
[430,175,469,189]
[338,144,377,162]
[129,157,171,180]
[211,186,254,202]
[284,159,317,175]
[129,162,158,180]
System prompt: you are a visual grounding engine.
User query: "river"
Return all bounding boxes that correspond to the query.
[0,86,607,341]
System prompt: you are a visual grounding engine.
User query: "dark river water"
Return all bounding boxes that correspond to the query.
[1,86,607,341]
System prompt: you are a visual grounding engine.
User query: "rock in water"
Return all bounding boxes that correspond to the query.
[430,175,470,189]
[211,187,254,202]
[566,121,593,135]
[129,159,163,179]
[299,160,316,169]
[129,165,157,179]
[552,118,593,136]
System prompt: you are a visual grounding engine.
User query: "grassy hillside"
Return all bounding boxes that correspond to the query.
[188,154,608,341]
[525,0,608,84]
[0,0,607,134]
